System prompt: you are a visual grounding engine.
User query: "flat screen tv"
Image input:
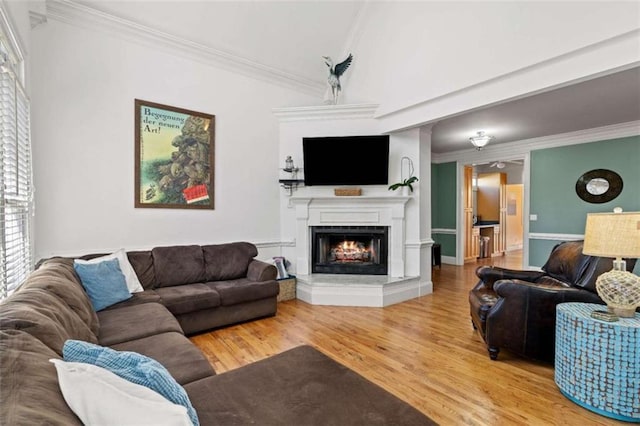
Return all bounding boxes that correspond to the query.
[302,135,389,186]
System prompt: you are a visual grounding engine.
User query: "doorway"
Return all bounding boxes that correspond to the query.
[505,184,524,251]
[462,159,525,265]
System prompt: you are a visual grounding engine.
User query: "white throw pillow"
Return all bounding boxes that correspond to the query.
[75,249,144,293]
[50,359,192,426]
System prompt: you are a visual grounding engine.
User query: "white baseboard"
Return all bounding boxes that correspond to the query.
[441,255,457,265]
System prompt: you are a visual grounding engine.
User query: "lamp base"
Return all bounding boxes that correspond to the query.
[608,306,637,318]
[595,270,640,319]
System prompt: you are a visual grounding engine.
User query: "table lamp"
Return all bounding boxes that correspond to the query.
[582,208,640,317]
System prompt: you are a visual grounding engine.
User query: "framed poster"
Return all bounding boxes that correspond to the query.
[135,99,215,209]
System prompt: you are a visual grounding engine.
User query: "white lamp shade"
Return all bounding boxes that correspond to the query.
[583,211,640,258]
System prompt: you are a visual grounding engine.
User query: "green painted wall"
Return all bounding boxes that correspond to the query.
[432,233,456,257]
[529,136,640,270]
[529,239,562,267]
[431,162,457,229]
[531,234,640,274]
[530,136,640,234]
[431,162,458,257]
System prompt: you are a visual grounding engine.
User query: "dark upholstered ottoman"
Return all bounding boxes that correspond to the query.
[185,345,435,425]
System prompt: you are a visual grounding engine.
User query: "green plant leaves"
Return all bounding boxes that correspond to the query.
[388,176,419,192]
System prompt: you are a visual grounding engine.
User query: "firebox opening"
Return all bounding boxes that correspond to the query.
[311,226,388,275]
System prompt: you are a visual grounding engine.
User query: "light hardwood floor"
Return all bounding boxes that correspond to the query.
[190,253,621,425]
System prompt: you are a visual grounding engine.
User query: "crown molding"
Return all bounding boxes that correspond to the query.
[431,120,640,164]
[29,11,47,29]
[0,2,24,63]
[44,0,325,96]
[273,103,380,122]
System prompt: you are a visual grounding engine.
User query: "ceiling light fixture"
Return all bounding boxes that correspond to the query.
[469,131,494,150]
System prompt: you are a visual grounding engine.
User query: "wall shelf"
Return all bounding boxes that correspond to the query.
[279,178,303,195]
[279,159,303,195]
[279,179,304,186]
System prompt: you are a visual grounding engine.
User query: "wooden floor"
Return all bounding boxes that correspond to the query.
[190,253,621,425]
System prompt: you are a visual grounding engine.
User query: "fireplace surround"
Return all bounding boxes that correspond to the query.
[291,195,410,277]
[288,195,430,307]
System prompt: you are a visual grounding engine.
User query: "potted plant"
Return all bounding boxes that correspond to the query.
[388,176,419,195]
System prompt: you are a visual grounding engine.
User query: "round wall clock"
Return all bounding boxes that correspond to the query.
[575,169,623,204]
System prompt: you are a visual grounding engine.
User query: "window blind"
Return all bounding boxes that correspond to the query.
[0,42,32,299]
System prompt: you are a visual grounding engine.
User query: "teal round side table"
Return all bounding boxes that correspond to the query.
[555,302,640,422]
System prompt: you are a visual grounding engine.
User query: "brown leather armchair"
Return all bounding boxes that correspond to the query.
[469,241,637,362]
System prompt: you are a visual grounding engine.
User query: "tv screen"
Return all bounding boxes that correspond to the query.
[302,135,389,186]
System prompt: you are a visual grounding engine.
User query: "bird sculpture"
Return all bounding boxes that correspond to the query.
[323,53,353,105]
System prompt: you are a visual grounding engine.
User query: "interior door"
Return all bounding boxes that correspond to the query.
[477,172,506,256]
[463,166,476,262]
[497,173,507,255]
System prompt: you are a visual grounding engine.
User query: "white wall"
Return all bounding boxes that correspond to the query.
[276,112,411,245]
[30,18,316,260]
[275,107,430,280]
[28,1,638,265]
[342,2,640,129]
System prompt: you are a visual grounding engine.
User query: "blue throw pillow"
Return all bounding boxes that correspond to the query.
[63,340,199,426]
[74,258,132,311]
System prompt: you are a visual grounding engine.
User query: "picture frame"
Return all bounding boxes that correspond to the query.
[575,168,623,204]
[134,99,215,209]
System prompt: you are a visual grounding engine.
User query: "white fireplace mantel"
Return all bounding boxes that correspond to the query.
[290,195,411,277]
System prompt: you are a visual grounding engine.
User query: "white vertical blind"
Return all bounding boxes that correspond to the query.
[0,36,32,299]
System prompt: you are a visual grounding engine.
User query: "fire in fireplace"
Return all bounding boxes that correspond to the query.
[311,226,388,275]
[330,240,373,263]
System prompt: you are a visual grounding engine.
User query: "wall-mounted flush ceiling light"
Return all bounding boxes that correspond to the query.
[469,131,494,150]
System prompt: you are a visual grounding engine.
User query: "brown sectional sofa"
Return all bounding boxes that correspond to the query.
[75,242,280,335]
[0,242,435,425]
